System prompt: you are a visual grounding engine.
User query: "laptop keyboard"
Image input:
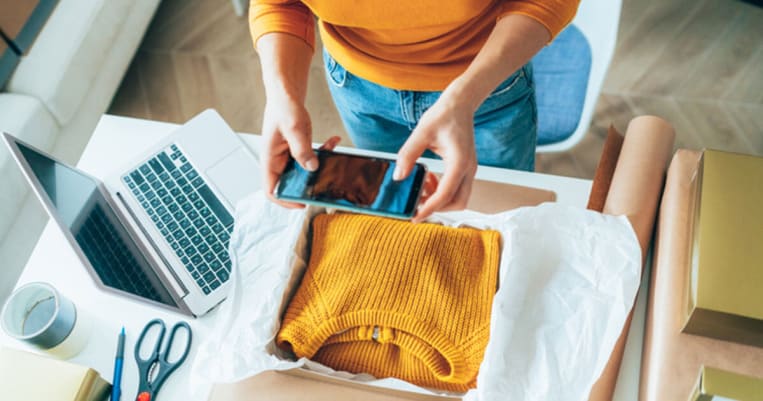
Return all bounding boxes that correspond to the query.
[122,144,234,295]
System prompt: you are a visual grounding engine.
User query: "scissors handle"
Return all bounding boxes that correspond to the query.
[135,319,166,365]
[134,319,193,401]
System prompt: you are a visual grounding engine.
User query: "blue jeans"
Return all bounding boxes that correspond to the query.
[323,50,538,171]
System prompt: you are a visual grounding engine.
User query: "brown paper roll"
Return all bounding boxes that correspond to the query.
[589,116,675,401]
[639,150,763,401]
[587,126,624,212]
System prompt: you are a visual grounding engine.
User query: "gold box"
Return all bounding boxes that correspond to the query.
[690,366,763,401]
[683,150,763,347]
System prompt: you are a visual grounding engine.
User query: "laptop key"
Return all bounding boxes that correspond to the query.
[212,223,223,234]
[218,271,229,283]
[200,208,211,218]
[193,218,204,228]
[186,170,199,180]
[179,238,190,248]
[204,252,215,263]
[171,170,182,179]
[197,186,233,227]
[146,172,157,182]
[191,235,203,245]
[130,171,145,185]
[139,165,151,175]
[157,188,168,197]
[158,152,175,171]
[149,159,163,174]
[202,286,211,295]
[210,260,222,271]
[191,271,200,280]
[180,163,192,173]
[192,177,204,188]
[182,203,193,212]
[210,280,221,290]
[200,226,211,237]
[203,271,216,283]
[191,255,202,265]
[150,180,162,190]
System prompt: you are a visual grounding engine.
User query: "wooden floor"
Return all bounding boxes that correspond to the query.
[109,0,763,179]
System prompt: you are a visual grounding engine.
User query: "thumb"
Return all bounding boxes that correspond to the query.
[394,131,429,180]
[283,125,318,172]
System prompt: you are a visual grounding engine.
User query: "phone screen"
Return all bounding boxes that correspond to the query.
[275,150,426,218]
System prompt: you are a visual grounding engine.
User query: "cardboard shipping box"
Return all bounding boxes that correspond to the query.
[683,150,763,347]
[689,366,763,401]
[210,116,676,401]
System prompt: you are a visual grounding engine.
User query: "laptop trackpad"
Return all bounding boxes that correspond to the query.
[206,148,261,207]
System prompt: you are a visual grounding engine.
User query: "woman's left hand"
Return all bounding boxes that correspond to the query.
[393,94,477,223]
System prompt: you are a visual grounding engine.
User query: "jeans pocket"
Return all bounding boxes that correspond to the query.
[486,66,528,100]
[323,50,347,87]
[477,64,533,117]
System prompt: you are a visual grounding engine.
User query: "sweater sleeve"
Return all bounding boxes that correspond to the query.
[249,0,316,50]
[499,0,581,39]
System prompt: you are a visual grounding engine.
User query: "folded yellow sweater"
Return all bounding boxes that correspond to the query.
[277,213,501,391]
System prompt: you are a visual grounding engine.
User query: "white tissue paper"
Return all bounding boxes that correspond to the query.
[191,191,641,401]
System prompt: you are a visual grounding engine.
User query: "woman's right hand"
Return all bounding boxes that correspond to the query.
[261,95,317,208]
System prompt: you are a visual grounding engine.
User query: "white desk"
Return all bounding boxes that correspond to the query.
[0,114,646,400]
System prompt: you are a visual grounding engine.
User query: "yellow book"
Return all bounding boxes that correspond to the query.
[0,347,111,401]
[690,366,763,401]
[683,150,763,347]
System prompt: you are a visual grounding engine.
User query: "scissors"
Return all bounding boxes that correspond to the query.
[134,319,192,401]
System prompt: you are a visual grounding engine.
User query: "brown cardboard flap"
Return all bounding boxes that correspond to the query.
[467,178,555,213]
[210,370,460,401]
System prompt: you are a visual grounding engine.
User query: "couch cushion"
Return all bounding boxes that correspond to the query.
[6,0,133,126]
[0,93,59,244]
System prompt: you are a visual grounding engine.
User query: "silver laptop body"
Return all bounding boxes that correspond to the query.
[3,110,261,316]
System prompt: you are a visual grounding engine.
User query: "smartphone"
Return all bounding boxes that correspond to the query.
[275,149,427,219]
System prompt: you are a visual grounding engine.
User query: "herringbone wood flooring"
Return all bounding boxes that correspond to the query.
[109,0,763,179]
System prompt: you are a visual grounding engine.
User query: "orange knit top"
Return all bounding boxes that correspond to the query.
[277,213,501,391]
[249,0,580,91]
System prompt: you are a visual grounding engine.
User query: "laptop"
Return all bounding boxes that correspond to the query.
[3,110,261,317]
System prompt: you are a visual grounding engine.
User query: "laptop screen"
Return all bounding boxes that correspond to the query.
[15,141,178,309]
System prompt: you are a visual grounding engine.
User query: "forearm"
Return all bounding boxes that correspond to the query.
[256,33,313,104]
[442,14,550,113]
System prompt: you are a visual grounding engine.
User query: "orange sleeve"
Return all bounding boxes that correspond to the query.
[249,0,316,50]
[500,0,581,39]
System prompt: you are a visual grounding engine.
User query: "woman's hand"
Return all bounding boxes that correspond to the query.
[394,94,478,223]
[261,95,316,208]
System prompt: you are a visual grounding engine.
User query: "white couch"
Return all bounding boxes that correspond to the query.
[0,0,160,302]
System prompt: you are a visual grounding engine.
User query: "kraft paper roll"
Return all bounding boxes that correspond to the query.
[588,116,676,401]
[639,150,763,401]
[587,126,624,212]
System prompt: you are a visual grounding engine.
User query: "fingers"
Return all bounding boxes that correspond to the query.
[281,119,317,172]
[412,166,475,223]
[394,131,429,181]
[318,136,342,151]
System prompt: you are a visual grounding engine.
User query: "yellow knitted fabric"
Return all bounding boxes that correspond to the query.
[277,213,501,392]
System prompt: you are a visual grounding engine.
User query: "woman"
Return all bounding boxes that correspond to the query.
[250,0,579,222]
